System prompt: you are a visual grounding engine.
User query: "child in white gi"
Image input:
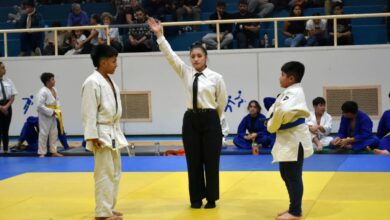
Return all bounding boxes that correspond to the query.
[307,97,333,151]
[266,61,314,220]
[81,44,127,220]
[37,72,63,157]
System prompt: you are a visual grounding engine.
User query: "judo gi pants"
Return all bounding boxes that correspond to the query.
[279,144,304,217]
[38,115,59,155]
[182,109,223,203]
[0,106,12,152]
[93,147,121,217]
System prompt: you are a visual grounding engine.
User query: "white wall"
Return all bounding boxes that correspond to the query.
[3,45,390,136]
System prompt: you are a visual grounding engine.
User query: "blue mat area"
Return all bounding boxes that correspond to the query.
[1,155,390,180]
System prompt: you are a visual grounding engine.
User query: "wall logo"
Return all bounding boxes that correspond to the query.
[225,90,246,113]
[22,95,34,114]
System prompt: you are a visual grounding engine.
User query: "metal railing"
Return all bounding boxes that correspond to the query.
[1,12,389,57]
[0,25,110,57]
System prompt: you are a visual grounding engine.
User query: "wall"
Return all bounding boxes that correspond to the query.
[3,45,390,136]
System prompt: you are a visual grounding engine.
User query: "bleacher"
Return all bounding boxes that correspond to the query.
[0,0,388,56]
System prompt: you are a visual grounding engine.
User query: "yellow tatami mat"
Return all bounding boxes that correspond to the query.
[0,172,389,220]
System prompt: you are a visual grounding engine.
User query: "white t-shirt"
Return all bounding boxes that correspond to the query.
[306,19,327,31]
[75,34,87,53]
[98,28,120,42]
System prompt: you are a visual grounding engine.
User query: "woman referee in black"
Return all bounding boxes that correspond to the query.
[148,17,228,209]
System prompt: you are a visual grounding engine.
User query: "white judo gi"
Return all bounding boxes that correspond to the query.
[37,86,60,155]
[266,83,314,163]
[81,70,128,217]
[306,111,333,148]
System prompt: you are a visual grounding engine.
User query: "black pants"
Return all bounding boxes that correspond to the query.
[182,110,222,203]
[0,106,12,152]
[279,144,304,216]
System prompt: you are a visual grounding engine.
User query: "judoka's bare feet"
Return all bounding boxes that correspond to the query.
[277,210,288,216]
[95,216,122,220]
[39,154,45,158]
[374,149,390,155]
[276,212,301,220]
[52,152,63,157]
[112,211,123,216]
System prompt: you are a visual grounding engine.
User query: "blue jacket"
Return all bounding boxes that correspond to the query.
[337,111,374,141]
[237,113,268,138]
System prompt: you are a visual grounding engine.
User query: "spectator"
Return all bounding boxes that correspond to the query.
[116,0,140,25]
[233,100,274,149]
[67,3,89,26]
[248,0,274,18]
[18,0,44,56]
[65,30,87,55]
[126,7,156,52]
[306,97,333,151]
[305,12,329,46]
[7,3,25,24]
[328,2,353,45]
[234,0,261,48]
[330,101,379,152]
[202,1,233,50]
[283,5,306,47]
[43,21,72,55]
[175,0,202,31]
[98,12,123,52]
[144,0,168,21]
[81,14,101,54]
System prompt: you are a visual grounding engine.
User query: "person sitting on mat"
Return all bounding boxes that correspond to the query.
[233,100,273,150]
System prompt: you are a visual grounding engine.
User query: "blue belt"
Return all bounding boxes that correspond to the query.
[279,118,306,130]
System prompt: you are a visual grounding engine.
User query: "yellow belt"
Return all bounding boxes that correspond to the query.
[46,105,64,135]
[385,132,390,138]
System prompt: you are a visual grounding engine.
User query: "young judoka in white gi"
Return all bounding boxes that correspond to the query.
[306,97,333,151]
[81,45,127,220]
[37,72,63,157]
[266,61,314,220]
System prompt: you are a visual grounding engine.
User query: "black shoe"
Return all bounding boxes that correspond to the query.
[190,200,202,209]
[204,201,216,209]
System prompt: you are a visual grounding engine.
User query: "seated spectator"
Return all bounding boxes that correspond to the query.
[374,92,390,155]
[175,0,202,31]
[126,7,155,52]
[306,97,333,151]
[305,13,329,46]
[233,100,274,149]
[65,30,87,55]
[144,0,168,21]
[67,3,89,26]
[248,0,274,18]
[283,5,306,47]
[7,3,24,24]
[234,0,261,49]
[18,0,44,56]
[116,0,140,25]
[328,2,353,45]
[98,12,123,52]
[80,14,101,54]
[330,101,379,152]
[202,1,233,50]
[43,21,72,55]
